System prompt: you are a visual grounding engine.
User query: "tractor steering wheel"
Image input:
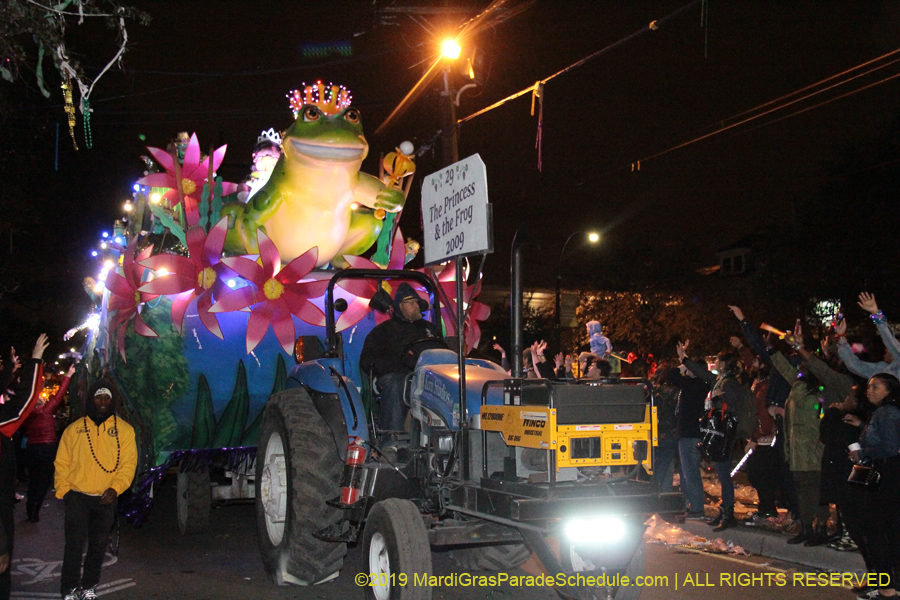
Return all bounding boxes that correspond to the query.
[401,337,449,363]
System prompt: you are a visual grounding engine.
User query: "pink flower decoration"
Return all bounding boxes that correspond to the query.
[435,270,490,355]
[210,231,328,354]
[105,236,160,360]
[335,227,408,332]
[137,217,232,339]
[136,133,238,226]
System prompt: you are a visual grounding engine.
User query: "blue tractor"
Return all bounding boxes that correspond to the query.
[254,262,684,600]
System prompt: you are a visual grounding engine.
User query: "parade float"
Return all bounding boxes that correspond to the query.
[72,82,490,532]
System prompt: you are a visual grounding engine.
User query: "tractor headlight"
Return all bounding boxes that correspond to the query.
[435,432,454,454]
[563,517,626,544]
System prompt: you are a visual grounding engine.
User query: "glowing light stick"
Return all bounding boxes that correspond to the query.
[759,323,788,339]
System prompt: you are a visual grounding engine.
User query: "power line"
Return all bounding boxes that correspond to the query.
[456,0,702,126]
[624,47,900,170]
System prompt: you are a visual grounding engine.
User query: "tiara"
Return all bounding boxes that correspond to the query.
[256,128,282,146]
[287,81,352,118]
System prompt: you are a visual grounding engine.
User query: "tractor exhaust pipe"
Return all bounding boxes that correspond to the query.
[510,224,526,378]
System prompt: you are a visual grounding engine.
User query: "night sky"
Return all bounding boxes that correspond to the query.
[3,0,900,343]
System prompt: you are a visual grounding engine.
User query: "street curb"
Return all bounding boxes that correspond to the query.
[678,520,865,573]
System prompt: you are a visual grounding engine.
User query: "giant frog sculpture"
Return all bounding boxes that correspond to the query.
[221,86,405,267]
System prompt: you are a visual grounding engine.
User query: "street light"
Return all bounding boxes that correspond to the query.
[442,39,461,59]
[556,230,600,350]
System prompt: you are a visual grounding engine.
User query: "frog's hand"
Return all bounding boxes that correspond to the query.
[219,201,263,255]
[354,173,407,212]
[374,187,406,212]
[219,202,247,255]
[336,208,384,262]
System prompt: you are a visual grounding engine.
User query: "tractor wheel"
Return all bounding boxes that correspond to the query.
[363,499,432,600]
[256,388,346,585]
[449,542,532,570]
[176,470,210,534]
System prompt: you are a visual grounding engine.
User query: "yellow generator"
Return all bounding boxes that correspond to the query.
[479,379,656,474]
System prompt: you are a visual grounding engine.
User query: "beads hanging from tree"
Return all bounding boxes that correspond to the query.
[62,75,79,151]
[81,97,93,149]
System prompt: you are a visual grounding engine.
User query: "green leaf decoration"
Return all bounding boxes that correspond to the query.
[198,183,211,231]
[371,211,396,266]
[148,204,187,247]
[242,406,263,447]
[272,354,287,395]
[113,298,189,464]
[191,374,216,449]
[210,178,224,224]
[212,360,249,448]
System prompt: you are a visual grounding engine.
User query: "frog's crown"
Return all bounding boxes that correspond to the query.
[288,81,352,118]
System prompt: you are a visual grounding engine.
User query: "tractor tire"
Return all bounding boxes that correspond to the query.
[449,542,532,570]
[363,499,433,600]
[177,470,211,535]
[255,388,346,585]
[561,541,646,600]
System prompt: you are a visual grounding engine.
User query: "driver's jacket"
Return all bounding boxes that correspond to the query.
[360,314,441,378]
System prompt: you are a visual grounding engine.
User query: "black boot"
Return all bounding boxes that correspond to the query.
[25,503,36,523]
[804,523,829,546]
[712,506,736,532]
[787,522,813,544]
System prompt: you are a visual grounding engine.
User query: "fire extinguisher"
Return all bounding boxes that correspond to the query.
[339,437,367,505]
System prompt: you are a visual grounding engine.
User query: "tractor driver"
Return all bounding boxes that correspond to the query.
[360,282,442,434]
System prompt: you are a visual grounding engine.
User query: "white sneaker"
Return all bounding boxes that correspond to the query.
[81,588,98,600]
[62,589,80,600]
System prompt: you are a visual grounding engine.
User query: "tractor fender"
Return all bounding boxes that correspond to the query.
[287,361,368,445]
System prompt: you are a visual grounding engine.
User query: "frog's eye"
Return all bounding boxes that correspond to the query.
[302,106,321,122]
[343,108,360,124]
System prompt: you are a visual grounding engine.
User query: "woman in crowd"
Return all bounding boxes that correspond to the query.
[844,373,900,600]
[21,362,76,523]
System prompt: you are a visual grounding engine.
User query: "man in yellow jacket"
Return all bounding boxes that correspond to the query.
[54,383,137,600]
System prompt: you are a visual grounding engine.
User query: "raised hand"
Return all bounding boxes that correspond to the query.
[676,340,689,360]
[31,333,49,360]
[835,317,847,336]
[492,343,506,357]
[858,292,879,315]
[728,306,745,321]
[65,363,77,378]
[793,319,803,347]
[554,352,564,369]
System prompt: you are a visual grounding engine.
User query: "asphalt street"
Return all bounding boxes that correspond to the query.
[8,478,862,600]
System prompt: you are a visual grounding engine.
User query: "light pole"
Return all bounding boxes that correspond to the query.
[555,231,600,350]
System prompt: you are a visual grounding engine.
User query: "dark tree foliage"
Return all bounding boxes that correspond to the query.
[0,0,148,87]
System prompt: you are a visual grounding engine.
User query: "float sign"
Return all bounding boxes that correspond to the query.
[422,154,493,266]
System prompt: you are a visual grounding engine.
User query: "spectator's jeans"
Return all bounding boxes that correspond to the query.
[61,492,116,594]
[24,443,58,519]
[376,373,409,433]
[678,437,705,513]
[653,436,679,493]
[713,460,735,509]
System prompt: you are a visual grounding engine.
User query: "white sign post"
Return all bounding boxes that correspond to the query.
[421,154,493,266]
[421,154,493,431]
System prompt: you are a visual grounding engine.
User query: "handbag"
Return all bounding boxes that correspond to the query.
[848,458,881,489]
[698,404,738,462]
